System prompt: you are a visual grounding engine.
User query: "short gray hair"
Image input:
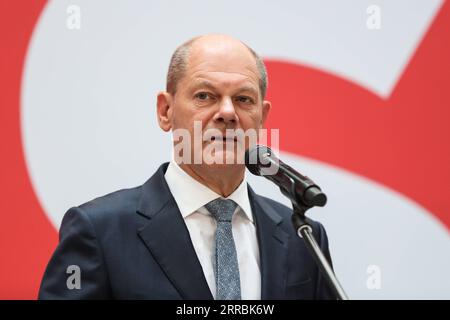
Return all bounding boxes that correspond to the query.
[166,36,268,99]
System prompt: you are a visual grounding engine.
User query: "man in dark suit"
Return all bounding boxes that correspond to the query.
[39,34,335,300]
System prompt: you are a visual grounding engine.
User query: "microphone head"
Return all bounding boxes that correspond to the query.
[304,187,328,207]
[245,145,273,176]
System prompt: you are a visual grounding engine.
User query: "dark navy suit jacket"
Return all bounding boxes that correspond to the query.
[38,163,335,299]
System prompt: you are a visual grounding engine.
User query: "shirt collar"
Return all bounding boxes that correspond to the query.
[164,160,253,223]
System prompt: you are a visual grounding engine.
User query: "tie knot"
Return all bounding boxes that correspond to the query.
[205,198,238,222]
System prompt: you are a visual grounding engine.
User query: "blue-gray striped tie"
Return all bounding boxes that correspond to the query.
[205,198,241,300]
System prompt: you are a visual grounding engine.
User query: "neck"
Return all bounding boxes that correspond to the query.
[179,163,245,197]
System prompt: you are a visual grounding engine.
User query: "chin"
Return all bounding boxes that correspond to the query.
[202,150,244,168]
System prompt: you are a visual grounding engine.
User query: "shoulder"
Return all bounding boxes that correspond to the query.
[60,185,144,234]
[78,186,142,218]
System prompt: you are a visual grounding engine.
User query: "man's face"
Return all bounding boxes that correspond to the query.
[159,37,271,168]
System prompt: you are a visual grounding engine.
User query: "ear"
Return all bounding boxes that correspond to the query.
[260,100,272,127]
[156,91,173,132]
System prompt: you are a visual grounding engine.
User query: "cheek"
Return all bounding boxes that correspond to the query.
[173,107,214,135]
[194,108,217,127]
[238,110,262,130]
[171,102,194,128]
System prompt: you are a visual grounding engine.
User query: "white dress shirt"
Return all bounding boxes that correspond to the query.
[164,160,261,300]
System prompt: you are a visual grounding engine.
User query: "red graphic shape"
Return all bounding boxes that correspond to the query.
[0,0,55,299]
[265,2,450,230]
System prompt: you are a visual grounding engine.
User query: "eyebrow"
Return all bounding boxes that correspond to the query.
[235,86,259,97]
[190,80,259,96]
[190,80,217,92]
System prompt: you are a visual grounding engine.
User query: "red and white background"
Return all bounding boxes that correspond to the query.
[1,0,449,299]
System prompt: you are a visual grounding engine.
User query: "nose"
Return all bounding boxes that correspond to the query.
[213,97,238,126]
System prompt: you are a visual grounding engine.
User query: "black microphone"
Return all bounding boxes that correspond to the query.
[245,145,327,207]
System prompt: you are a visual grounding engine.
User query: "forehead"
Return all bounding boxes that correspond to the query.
[182,40,260,91]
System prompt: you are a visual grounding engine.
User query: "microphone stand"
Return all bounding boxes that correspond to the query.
[246,145,348,299]
[285,178,349,300]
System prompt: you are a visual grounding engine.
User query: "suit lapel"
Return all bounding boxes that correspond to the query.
[248,186,290,299]
[136,163,213,300]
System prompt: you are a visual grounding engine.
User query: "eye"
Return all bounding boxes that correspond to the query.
[235,96,255,104]
[194,92,212,101]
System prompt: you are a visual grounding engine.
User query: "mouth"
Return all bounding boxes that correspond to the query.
[209,136,238,143]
